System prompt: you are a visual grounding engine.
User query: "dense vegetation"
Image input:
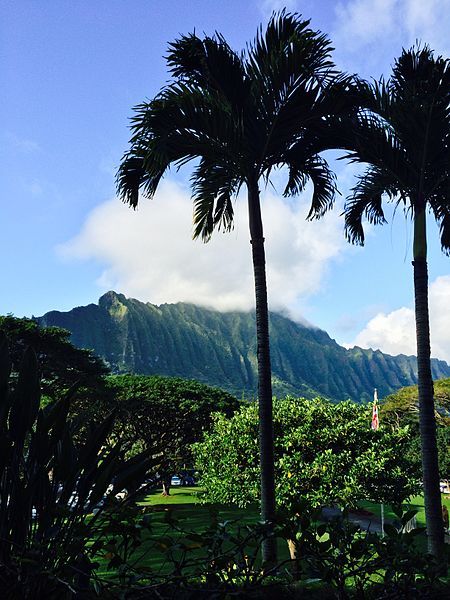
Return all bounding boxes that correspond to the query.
[106,374,239,492]
[193,397,417,510]
[0,314,108,399]
[382,380,450,479]
[2,324,447,598]
[37,290,450,402]
[0,332,158,597]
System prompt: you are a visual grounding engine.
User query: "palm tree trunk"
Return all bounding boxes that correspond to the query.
[413,208,444,558]
[247,176,277,565]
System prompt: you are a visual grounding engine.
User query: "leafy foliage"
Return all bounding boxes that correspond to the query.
[381,380,450,479]
[0,332,159,597]
[117,12,357,236]
[382,378,450,426]
[106,374,239,471]
[79,502,448,599]
[193,397,417,509]
[0,314,107,385]
[279,505,447,598]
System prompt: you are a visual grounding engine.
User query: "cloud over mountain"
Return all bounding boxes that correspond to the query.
[348,276,450,362]
[60,178,346,315]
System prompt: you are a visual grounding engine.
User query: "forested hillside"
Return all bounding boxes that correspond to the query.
[38,291,450,402]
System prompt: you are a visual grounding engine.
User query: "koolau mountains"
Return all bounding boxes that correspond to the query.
[37,291,450,402]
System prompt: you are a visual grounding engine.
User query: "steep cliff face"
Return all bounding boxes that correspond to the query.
[38,291,450,402]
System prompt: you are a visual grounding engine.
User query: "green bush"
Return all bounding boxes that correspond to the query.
[193,397,417,510]
[0,332,159,598]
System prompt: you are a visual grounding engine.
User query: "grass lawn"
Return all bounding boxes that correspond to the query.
[94,487,450,585]
[137,486,204,506]
[95,487,270,581]
[360,493,450,526]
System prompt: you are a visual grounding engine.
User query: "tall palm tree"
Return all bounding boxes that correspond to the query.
[343,46,450,557]
[117,12,355,563]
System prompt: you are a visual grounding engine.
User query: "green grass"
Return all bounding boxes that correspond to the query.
[360,493,450,526]
[95,487,267,581]
[143,487,450,528]
[94,488,450,586]
[138,486,204,506]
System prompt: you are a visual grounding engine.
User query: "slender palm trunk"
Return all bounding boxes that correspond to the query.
[413,208,444,558]
[247,176,277,565]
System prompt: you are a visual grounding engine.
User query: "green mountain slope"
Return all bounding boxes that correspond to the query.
[37,291,450,402]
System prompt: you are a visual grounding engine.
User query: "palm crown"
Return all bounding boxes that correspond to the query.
[344,46,450,252]
[341,44,450,558]
[117,12,355,239]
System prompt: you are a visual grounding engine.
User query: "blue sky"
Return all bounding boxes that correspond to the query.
[2,0,450,360]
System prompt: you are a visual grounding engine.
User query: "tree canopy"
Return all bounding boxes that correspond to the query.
[106,374,239,472]
[381,380,450,479]
[0,315,108,399]
[381,378,450,427]
[193,397,417,510]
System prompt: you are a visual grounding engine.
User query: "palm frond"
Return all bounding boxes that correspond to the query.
[342,44,450,250]
[343,111,413,191]
[132,83,239,156]
[429,196,450,255]
[245,12,339,166]
[247,11,333,93]
[261,73,357,167]
[116,147,165,208]
[117,81,244,206]
[344,168,389,244]
[191,159,239,241]
[116,154,144,208]
[438,212,450,255]
[304,156,337,219]
[282,147,337,218]
[166,32,249,110]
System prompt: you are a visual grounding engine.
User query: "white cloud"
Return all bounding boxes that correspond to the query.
[259,0,299,19]
[350,306,415,354]
[335,0,398,47]
[332,0,450,75]
[60,178,346,315]
[4,132,40,153]
[404,0,450,56]
[347,275,450,361]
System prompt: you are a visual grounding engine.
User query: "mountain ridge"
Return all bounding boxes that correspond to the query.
[37,291,450,402]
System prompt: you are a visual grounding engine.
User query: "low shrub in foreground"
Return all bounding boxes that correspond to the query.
[89,504,448,599]
[0,334,159,599]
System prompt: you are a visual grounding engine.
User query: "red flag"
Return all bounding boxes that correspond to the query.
[371,388,379,431]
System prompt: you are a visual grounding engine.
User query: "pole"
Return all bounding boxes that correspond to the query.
[371,388,384,537]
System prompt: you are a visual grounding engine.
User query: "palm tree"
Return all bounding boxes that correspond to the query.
[117,12,355,563]
[343,46,450,557]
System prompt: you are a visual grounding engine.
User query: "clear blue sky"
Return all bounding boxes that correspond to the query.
[1,0,450,360]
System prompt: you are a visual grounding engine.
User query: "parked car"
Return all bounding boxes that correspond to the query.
[170,475,182,486]
[440,480,450,494]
